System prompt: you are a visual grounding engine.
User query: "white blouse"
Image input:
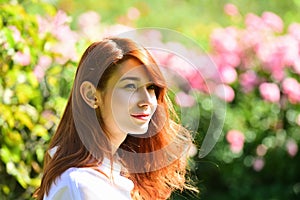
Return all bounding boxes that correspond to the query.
[43,157,134,200]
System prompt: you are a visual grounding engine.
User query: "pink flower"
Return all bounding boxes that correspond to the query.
[239,70,258,93]
[245,13,264,30]
[127,7,140,20]
[211,27,239,53]
[38,55,52,69]
[188,72,207,92]
[166,54,195,78]
[37,10,70,38]
[34,56,52,82]
[256,37,289,81]
[292,58,300,75]
[78,11,101,29]
[103,24,133,37]
[215,84,235,102]
[288,22,300,41]
[219,66,237,84]
[240,28,263,50]
[259,82,280,103]
[224,3,239,16]
[253,157,265,171]
[282,78,300,104]
[213,53,240,69]
[280,36,299,66]
[282,78,298,94]
[37,11,78,63]
[13,51,31,66]
[149,50,172,67]
[286,139,298,157]
[77,11,102,40]
[261,12,283,33]
[53,10,69,26]
[226,130,245,153]
[175,92,196,107]
[8,26,22,42]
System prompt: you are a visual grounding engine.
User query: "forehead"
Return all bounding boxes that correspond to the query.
[114,58,149,80]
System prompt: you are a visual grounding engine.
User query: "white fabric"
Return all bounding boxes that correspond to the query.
[44,158,134,200]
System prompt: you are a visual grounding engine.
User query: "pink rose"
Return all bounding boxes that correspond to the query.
[215,84,235,102]
[282,78,300,104]
[292,58,300,75]
[253,157,265,171]
[288,22,300,41]
[259,82,280,103]
[224,3,239,16]
[214,53,240,69]
[256,36,294,81]
[127,7,140,20]
[78,11,101,30]
[175,92,195,107]
[286,139,298,157]
[245,13,264,30]
[261,12,283,33]
[77,11,101,40]
[239,70,258,93]
[226,130,245,153]
[282,78,298,95]
[211,27,239,53]
[219,65,237,84]
[188,72,207,92]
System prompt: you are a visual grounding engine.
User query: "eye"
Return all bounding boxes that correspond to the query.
[124,83,137,90]
[147,84,157,91]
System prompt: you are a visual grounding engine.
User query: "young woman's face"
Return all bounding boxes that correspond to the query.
[99,58,158,137]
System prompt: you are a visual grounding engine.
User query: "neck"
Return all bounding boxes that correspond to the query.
[109,131,128,154]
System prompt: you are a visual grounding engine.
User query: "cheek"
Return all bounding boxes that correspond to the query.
[111,90,131,113]
[151,97,158,112]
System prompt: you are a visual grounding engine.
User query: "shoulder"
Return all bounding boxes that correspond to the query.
[44,168,108,200]
[44,167,133,200]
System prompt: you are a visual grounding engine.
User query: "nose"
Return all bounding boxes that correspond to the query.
[137,87,155,107]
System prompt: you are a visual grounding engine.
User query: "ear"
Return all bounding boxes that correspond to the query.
[80,81,99,109]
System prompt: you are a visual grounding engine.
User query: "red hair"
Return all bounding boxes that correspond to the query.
[34,37,195,200]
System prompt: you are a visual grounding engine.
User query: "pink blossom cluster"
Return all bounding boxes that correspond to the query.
[6,26,31,67]
[33,56,52,82]
[149,46,210,94]
[210,7,300,105]
[37,10,78,64]
[226,130,245,153]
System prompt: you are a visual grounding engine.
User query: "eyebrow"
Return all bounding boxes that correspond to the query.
[120,77,141,82]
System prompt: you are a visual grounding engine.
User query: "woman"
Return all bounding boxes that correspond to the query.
[34,37,195,200]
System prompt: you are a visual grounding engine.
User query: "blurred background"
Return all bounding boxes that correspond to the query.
[1,0,300,199]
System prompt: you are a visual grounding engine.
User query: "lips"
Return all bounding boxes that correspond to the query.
[131,113,151,121]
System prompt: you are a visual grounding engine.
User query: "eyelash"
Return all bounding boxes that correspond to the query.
[124,84,157,91]
[147,84,157,91]
[124,84,137,89]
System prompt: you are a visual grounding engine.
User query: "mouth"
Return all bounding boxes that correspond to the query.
[130,113,151,122]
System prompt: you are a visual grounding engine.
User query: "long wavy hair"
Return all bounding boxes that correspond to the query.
[34,37,195,200]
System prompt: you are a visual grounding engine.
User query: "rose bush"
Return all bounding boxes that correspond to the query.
[189,4,300,199]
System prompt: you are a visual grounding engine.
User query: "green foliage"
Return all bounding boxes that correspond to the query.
[0,2,78,199]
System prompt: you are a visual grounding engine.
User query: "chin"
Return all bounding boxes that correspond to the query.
[127,127,149,135]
